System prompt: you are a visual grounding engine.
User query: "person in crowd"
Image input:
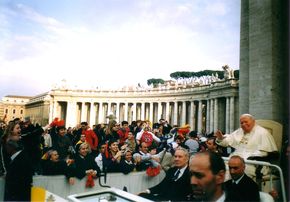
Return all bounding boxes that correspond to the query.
[93,123,106,148]
[206,137,223,155]
[75,134,87,148]
[73,142,100,180]
[41,128,52,153]
[65,127,75,143]
[175,134,189,150]
[102,139,124,172]
[125,131,137,152]
[215,113,278,176]
[1,120,49,175]
[81,122,99,157]
[185,130,200,155]
[0,121,18,176]
[119,149,136,174]
[189,151,226,201]
[72,124,82,145]
[41,149,75,185]
[136,122,160,147]
[138,147,191,201]
[4,139,33,201]
[104,121,120,142]
[51,125,74,161]
[117,121,130,146]
[133,142,160,171]
[159,118,172,135]
[133,120,143,136]
[224,155,260,201]
[94,141,107,171]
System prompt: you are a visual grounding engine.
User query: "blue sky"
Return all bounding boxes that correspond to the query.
[0,0,240,98]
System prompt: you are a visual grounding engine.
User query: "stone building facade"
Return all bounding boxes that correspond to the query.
[23,78,239,134]
[0,95,32,122]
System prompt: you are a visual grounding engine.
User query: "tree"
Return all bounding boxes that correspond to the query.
[147,78,165,87]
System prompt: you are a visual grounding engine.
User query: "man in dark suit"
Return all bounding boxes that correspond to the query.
[138,147,191,201]
[4,139,33,201]
[224,155,260,202]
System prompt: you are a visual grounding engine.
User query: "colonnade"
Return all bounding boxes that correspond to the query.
[50,96,237,134]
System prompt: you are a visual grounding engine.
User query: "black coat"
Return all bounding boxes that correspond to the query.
[225,174,260,202]
[119,159,135,174]
[4,150,33,201]
[149,166,191,201]
[41,159,74,178]
[73,153,101,179]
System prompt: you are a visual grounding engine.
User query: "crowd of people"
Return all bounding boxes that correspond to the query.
[0,114,280,201]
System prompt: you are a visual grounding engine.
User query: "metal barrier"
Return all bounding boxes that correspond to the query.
[222,157,286,202]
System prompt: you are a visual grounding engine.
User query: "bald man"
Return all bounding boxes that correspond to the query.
[189,151,226,201]
[224,155,260,201]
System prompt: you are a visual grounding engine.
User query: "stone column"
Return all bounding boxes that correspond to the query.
[131,103,135,121]
[98,102,103,123]
[173,101,178,125]
[81,102,86,122]
[67,101,77,127]
[141,102,145,120]
[226,97,230,134]
[229,97,235,132]
[124,102,128,121]
[107,102,111,115]
[206,100,210,133]
[210,99,214,133]
[213,99,218,132]
[49,101,54,124]
[89,102,96,127]
[149,102,154,123]
[197,101,203,133]
[116,102,120,122]
[53,101,58,119]
[181,101,186,126]
[157,102,162,121]
[165,102,170,122]
[190,101,195,130]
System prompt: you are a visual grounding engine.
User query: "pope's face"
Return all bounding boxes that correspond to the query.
[240,116,255,133]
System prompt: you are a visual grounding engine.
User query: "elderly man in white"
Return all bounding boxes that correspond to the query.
[215,113,278,177]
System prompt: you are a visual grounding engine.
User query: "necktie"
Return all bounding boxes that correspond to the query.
[172,169,180,181]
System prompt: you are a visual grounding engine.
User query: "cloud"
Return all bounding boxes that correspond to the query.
[205,1,228,16]
[0,1,240,98]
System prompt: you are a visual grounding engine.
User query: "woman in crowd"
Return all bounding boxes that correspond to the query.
[102,139,125,173]
[119,149,136,174]
[125,131,137,152]
[0,121,21,175]
[41,149,75,184]
[73,142,100,180]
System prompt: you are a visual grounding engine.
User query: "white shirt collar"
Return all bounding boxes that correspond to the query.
[232,174,245,184]
[175,165,187,180]
[11,150,22,161]
[216,191,226,202]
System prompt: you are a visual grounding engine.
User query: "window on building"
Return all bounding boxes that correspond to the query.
[13,109,16,114]
[20,109,23,114]
[5,109,8,113]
